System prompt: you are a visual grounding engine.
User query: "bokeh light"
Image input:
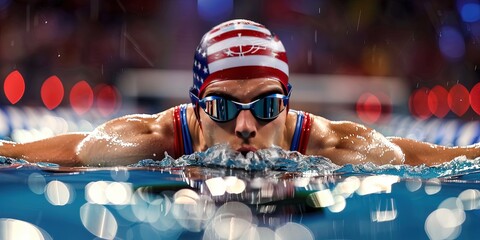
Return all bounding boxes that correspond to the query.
[0,218,52,240]
[409,87,432,119]
[205,177,227,196]
[241,227,278,240]
[41,76,64,110]
[356,92,382,123]
[110,167,130,182]
[425,197,465,240]
[428,85,450,118]
[332,176,361,198]
[69,80,93,115]
[275,222,314,240]
[206,202,253,239]
[172,188,215,232]
[224,176,246,194]
[105,182,133,205]
[3,70,25,104]
[45,180,73,206]
[79,203,118,239]
[327,195,347,213]
[405,178,423,192]
[448,84,470,116]
[459,1,480,22]
[85,181,109,204]
[85,180,134,206]
[458,189,480,210]
[27,172,46,195]
[129,189,151,222]
[197,0,233,23]
[470,82,480,115]
[424,178,442,195]
[356,175,400,195]
[307,189,335,208]
[438,26,466,60]
[96,84,121,117]
[425,208,462,239]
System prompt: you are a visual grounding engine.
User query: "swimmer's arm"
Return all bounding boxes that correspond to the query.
[306,119,405,165]
[75,110,176,167]
[0,109,176,167]
[388,137,480,166]
[0,133,89,166]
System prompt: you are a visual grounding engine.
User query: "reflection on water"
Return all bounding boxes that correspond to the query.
[0,165,478,239]
[0,218,52,240]
[79,203,118,239]
[2,147,480,239]
[45,180,74,205]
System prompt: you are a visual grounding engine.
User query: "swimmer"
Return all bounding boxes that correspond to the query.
[0,19,479,167]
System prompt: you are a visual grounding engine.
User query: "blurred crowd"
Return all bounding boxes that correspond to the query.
[0,0,479,120]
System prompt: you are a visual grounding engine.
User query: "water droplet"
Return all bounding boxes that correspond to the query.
[357,10,362,31]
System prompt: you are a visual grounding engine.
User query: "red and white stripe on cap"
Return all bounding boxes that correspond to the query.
[194,19,289,95]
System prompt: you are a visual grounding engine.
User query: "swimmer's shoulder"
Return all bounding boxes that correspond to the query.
[287,110,370,154]
[99,107,177,137]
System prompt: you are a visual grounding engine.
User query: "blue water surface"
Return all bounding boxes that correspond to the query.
[1,145,480,239]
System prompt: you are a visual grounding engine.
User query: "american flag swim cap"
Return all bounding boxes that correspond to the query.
[191,19,289,97]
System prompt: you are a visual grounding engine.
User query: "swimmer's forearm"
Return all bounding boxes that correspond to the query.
[0,133,89,166]
[389,137,480,166]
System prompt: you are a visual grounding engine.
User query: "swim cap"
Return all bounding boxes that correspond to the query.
[191,19,289,97]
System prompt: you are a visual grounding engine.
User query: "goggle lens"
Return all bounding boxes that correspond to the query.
[199,94,289,122]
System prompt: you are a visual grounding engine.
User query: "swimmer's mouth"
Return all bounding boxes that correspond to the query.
[237,146,258,156]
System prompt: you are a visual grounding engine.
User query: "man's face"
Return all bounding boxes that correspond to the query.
[199,78,288,154]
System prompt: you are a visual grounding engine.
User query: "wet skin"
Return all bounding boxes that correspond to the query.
[0,78,479,166]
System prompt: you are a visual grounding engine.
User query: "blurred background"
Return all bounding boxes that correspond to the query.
[0,0,480,145]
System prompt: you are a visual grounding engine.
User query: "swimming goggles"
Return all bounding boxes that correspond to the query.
[190,87,291,122]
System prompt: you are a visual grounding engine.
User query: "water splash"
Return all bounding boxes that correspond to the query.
[130,144,339,174]
[2,145,480,179]
[130,145,480,179]
[336,156,480,179]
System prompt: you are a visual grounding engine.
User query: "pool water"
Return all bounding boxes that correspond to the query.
[1,147,480,240]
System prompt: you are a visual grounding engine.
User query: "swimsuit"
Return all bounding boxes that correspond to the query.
[289,110,312,154]
[173,104,312,157]
[173,104,194,157]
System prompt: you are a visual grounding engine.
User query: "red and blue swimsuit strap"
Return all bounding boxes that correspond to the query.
[290,110,312,154]
[173,105,184,157]
[298,112,312,154]
[173,104,194,157]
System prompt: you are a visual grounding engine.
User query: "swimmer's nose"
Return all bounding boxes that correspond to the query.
[235,110,257,139]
